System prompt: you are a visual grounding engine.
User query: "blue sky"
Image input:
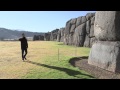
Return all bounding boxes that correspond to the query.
[0,11,95,33]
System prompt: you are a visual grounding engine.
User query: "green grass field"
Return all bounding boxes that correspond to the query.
[0,41,94,79]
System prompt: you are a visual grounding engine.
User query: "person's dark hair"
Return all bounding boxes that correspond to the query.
[22,33,25,37]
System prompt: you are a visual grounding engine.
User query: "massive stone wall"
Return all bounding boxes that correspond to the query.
[44,12,96,48]
[88,11,120,73]
[57,13,96,47]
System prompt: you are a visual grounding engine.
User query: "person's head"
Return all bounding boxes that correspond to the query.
[22,33,25,37]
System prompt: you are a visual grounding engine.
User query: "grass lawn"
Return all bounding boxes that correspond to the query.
[0,41,94,79]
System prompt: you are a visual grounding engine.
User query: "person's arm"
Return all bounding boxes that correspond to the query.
[19,38,22,41]
[26,39,28,48]
[27,41,28,48]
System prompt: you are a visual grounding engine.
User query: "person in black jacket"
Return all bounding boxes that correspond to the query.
[19,33,28,61]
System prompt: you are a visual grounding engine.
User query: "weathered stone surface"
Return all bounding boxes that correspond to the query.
[60,28,65,42]
[64,35,69,45]
[86,13,95,20]
[81,16,87,24]
[94,11,120,41]
[39,35,44,40]
[70,24,76,33]
[65,19,71,35]
[74,23,86,46]
[61,28,65,36]
[68,34,74,45]
[50,32,53,41]
[84,35,90,47]
[86,20,91,34]
[44,33,50,41]
[49,29,59,41]
[46,12,95,48]
[70,18,77,24]
[91,16,95,25]
[76,16,82,27]
[88,41,120,72]
[76,16,87,27]
[90,25,94,38]
[57,30,61,42]
[90,37,97,47]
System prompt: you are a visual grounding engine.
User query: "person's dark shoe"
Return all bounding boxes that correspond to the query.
[23,55,27,60]
[24,57,27,60]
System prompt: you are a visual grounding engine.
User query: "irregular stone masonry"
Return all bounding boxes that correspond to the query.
[44,13,96,48]
[88,11,120,73]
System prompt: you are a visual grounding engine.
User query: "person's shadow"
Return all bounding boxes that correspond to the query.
[26,60,94,79]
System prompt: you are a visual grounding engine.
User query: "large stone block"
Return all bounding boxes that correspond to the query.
[86,20,91,34]
[88,41,120,72]
[81,16,87,24]
[86,13,95,20]
[84,35,90,47]
[90,37,97,47]
[68,34,74,45]
[76,16,82,27]
[90,25,94,38]
[60,28,65,36]
[91,16,95,25]
[70,18,77,24]
[94,11,120,41]
[65,20,71,35]
[57,30,61,42]
[74,23,86,46]
[70,24,76,33]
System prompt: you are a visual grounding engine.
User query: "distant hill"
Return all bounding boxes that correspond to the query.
[0,28,45,40]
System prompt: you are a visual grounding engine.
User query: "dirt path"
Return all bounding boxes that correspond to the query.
[69,56,120,79]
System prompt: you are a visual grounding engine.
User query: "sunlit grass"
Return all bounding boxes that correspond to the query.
[0,41,94,79]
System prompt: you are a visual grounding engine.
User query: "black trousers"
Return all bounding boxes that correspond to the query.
[21,48,27,59]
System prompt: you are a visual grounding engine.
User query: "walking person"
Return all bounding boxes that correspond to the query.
[19,33,28,61]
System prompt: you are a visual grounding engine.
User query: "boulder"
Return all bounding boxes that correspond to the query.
[94,11,120,41]
[88,41,120,72]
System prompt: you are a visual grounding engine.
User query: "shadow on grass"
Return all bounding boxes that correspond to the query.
[26,60,94,79]
[69,56,88,67]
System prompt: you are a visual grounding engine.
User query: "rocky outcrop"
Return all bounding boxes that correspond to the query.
[88,11,120,73]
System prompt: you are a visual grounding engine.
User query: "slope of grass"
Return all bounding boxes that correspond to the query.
[0,41,94,79]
